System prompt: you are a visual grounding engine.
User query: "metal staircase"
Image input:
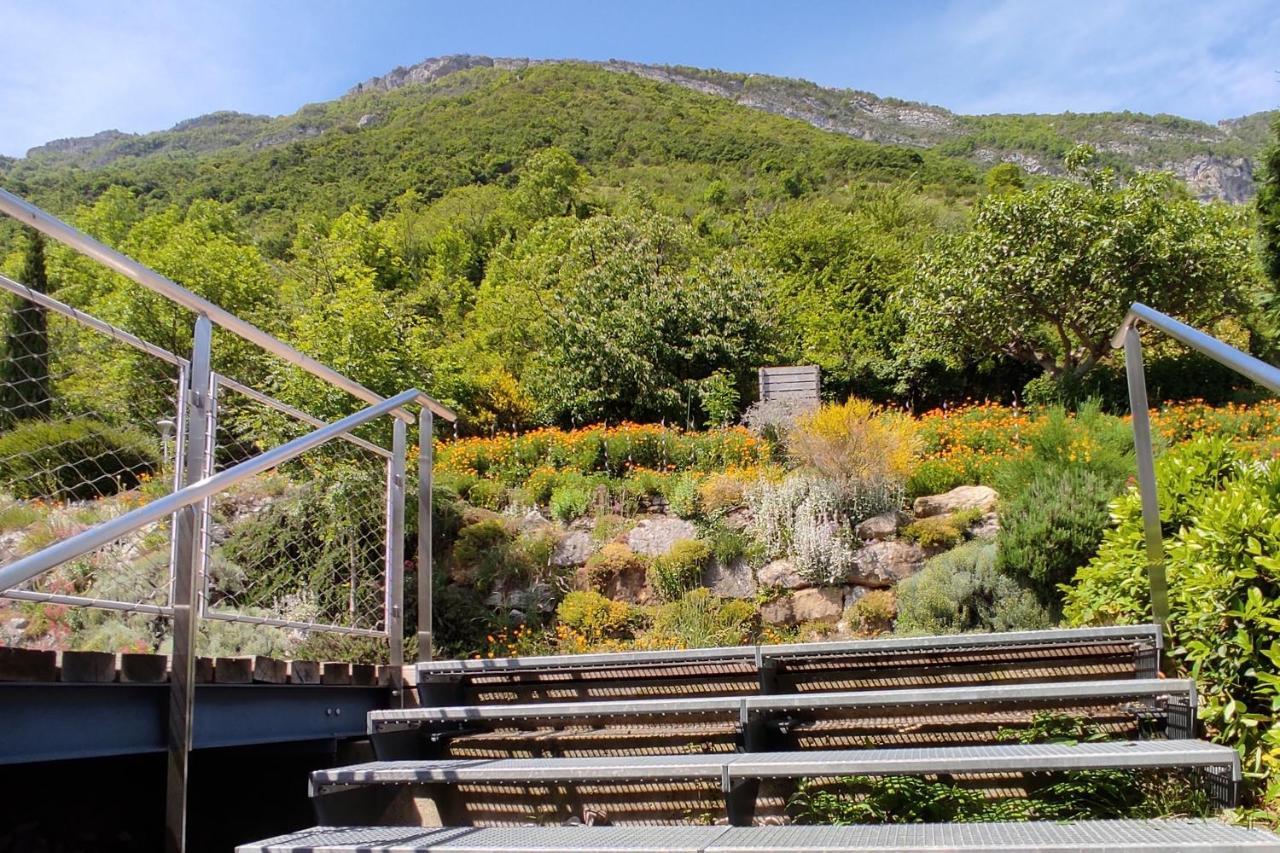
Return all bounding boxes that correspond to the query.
[238,626,1280,851]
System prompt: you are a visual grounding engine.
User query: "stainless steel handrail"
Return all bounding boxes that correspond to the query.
[1112,302,1280,628]
[0,188,456,423]
[0,388,420,593]
[1113,303,1280,392]
[0,272,188,368]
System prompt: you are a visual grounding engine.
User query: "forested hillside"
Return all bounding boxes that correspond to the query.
[0,60,1272,432]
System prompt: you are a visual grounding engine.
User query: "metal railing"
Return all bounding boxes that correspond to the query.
[0,187,455,853]
[1112,302,1280,628]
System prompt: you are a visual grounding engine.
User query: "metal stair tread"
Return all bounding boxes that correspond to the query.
[416,625,1161,676]
[313,740,1238,788]
[372,679,1191,727]
[236,820,1280,852]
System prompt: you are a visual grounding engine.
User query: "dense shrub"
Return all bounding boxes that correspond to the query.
[664,472,703,519]
[993,402,1133,500]
[750,473,887,585]
[1064,437,1280,799]
[647,539,711,601]
[697,471,750,516]
[556,590,637,642]
[464,478,508,511]
[432,577,498,659]
[0,418,159,501]
[548,483,592,522]
[845,589,896,635]
[901,508,981,549]
[895,541,1051,636]
[451,519,518,586]
[585,543,647,592]
[787,398,915,496]
[997,466,1116,610]
[648,588,758,648]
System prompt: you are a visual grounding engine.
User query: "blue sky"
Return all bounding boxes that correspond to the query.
[1,0,1277,158]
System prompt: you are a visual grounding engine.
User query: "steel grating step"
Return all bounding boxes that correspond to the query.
[312,740,1240,793]
[372,679,1193,729]
[416,625,1162,677]
[237,820,1280,852]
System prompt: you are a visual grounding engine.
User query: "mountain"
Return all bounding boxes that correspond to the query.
[13,55,1272,204]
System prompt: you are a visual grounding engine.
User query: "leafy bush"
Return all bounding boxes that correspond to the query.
[845,589,896,634]
[585,543,647,591]
[750,473,884,585]
[548,483,592,522]
[521,466,560,505]
[1064,437,1280,799]
[664,472,703,519]
[993,401,1133,500]
[452,519,519,586]
[895,541,1051,636]
[433,577,499,659]
[787,398,915,496]
[464,478,508,511]
[556,590,637,642]
[697,471,750,516]
[647,538,711,601]
[751,473,896,559]
[704,523,753,567]
[997,466,1115,610]
[648,588,758,648]
[0,418,159,501]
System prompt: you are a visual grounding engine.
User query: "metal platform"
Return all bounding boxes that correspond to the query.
[310,740,1240,794]
[371,678,1193,729]
[416,625,1162,677]
[237,820,1280,852]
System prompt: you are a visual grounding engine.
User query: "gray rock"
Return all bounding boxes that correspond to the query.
[552,529,595,567]
[760,587,844,626]
[971,511,1000,539]
[913,485,998,518]
[520,507,553,531]
[356,113,380,128]
[855,509,910,541]
[627,516,698,557]
[704,557,756,599]
[841,585,868,610]
[757,558,806,590]
[850,540,926,587]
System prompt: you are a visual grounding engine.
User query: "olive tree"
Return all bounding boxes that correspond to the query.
[910,147,1257,380]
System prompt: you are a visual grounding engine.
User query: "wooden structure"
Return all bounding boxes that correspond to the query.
[758,365,820,404]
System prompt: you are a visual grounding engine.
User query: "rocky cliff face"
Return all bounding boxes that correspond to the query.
[349,55,1272,203]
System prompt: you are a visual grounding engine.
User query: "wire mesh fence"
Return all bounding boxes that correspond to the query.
[199,374,394,638]
[0,279,184,648]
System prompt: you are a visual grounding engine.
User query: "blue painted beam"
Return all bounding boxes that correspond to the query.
[0,684,389,764]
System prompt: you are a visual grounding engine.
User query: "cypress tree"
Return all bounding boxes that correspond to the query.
[1260,116,1280,289]
[0,229,51,427]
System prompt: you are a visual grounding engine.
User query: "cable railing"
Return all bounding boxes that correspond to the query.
[1112,302,1280,629]
[0,187,455,853]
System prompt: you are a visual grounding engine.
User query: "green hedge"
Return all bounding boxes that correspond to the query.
[0,418,159,501]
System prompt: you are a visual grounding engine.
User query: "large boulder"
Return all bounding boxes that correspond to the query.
[912,485,998,518]
[757,558,806,590]
[855,509,910,541]
[627,516,698,557]
[849,540,926,587]
[704,557,756,599]
[552,529,595,567]
[760,587,844,626]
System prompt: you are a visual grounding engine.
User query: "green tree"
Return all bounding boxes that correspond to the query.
[910,146,1257,380]
[1258,115,1280,289]
[983,162,1026,195]
[0,230,51,426]
[519,214,772,424]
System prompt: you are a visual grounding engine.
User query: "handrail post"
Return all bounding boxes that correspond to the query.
[166,314,212,853]
[386,418,406,697]
[1122,325,1169,628]
[417,408,434,662]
